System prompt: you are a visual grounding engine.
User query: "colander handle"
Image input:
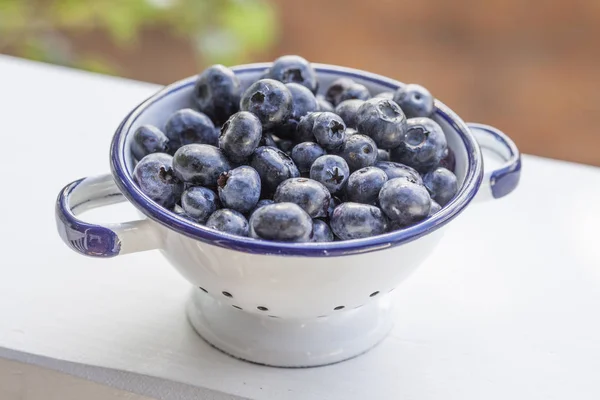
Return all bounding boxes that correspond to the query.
[55,174,159,258]
[468,123,521,201]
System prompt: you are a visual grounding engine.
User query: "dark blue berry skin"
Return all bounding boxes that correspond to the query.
[217,166,261,214]
[248,199,274,216]
[311,219,334,242]
[181,186,219,224]
[274,83,319,140]
[266,55,318,93]
[422,167,458,206]
[165,109,217,152]
[219,111,262,163]
[325,78,371,106]
[379,178,431,227]
[193,64,241,125]
[428,200,442,216]
[377,149,390,162]
[172,144,232,187]
[206,209,249,236]
[291,142,326,174]
[375,161,423,184]
[172,204,193,221]
[259,133,277,148]
[390,118,447,173]
[286,83,319,120]
[310,155,350,194]
[439,147,456,172]
[240,79,293,130]
[327,196,341,219]
[356,98,407,149]
[131,125,169,160]
[250,146,300,194]
[335,99,364,129]
[312,112,346,151]
[393,84,434,118]
[296,112,321,142]
[249,203,313,242]
[316,95,335,112]
[330,202,388,240]
[345,167,388,205]
[133,153,183,209]
[374,91,394,100]
[274,178,331,218]
[336,134,377,172]
[276,138,295,154]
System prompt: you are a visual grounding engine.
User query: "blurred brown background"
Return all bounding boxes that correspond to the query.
[1,0,599,166]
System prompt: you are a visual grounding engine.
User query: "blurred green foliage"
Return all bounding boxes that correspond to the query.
[0,0,278,75]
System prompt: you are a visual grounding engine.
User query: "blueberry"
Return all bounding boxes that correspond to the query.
[311,219,334,242]
[393,83,434,118]
[335,99,364,129]
[275,138,295,154]
[172,203,193,220]
[345,128,358,136]
[316,95,335,112]
[259,132,277,147]
[131,125,169,160]
[217,166,261,213]
[274,83,320,140]
[172,144,232,186]
[133,153,183,208]
[310,155,350,194]
[345,167,388,204]
[312,112,346,151]
[330,203,388,240]
[248,199,274,216]
[374,91,394,100]
[206,209,249,236]
[249,203,313,242]
[296,111,321,142]
[325,78,371,106]
[428,200,442,216]
[327,195,341,219]
[266,55,318,93]
[291,142,326,174]
[439,146,456,172]
[193,64,241,125]
[250,146,300,193]
[377,149,390,162]
[274,178,331,218]
[422,167,458,206]
[390,117,447,173]
[240,79,293,130]
[336,134,377,171]
[375,161,423,184]
[165,108,217,152]
[286,82,319,121]
[379,178,431,226]
[219,111,262,163]
[181,186,219,223]
[356,98,407,149]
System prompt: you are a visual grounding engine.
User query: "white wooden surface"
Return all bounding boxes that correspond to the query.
[1,55,599,400]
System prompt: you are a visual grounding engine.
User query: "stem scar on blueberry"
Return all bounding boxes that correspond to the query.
[282,68,303,83]
[158,166,178,184]
[217,172,230,188]
[251,92,265,104]
[329,120,344,137]
[327,167,345,184]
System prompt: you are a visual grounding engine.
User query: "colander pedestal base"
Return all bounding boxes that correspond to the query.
[186,287,394,367]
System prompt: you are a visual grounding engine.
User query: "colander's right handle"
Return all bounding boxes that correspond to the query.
[468,123,521,201]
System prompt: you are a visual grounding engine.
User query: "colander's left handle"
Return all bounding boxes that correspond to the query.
[56,174,160,258]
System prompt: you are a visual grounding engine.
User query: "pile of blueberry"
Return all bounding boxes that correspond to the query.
[132,55,458,243]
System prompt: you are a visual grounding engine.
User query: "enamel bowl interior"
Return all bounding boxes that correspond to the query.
[111,63,482,257]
